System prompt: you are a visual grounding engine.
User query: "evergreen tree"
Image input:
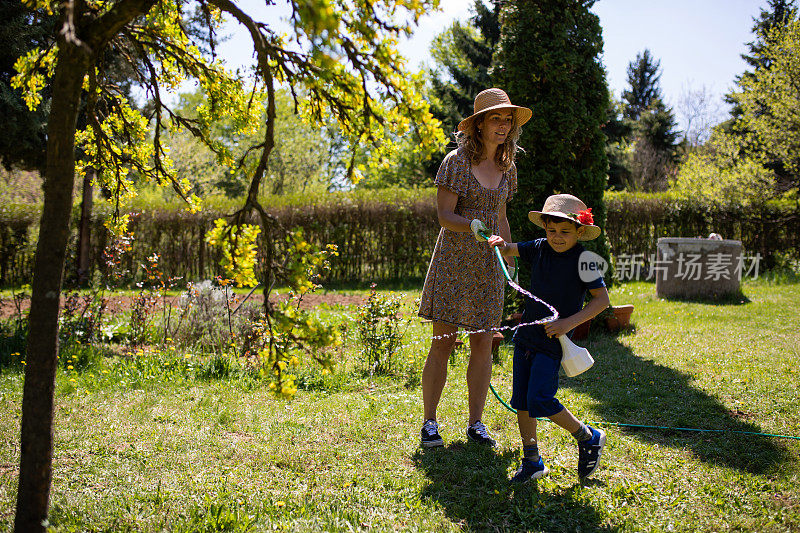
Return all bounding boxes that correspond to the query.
[492,0,610,264]
[603,98,632,190]
[726,0,797,120]
[0,0,54,171]
[725,0,797,185]
[428,1,501,148]
[740,0,797,83]
[619,50,679,190]
[730,16,800,196]
[621,49,662,122]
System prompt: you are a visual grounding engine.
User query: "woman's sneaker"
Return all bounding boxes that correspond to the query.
[420,419,444,448]
[511,457,550,483]
[577,426,606,478]
[466,420,497,447]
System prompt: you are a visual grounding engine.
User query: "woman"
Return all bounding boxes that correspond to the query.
[418,88,531,448]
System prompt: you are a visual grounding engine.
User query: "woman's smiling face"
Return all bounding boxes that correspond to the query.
[479,110,514,146]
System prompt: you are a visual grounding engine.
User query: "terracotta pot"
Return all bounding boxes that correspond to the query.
[571,318,592,340]
[491,331,505,352]
[605,304,634,332]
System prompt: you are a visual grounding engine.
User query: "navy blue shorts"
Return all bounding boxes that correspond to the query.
[510,344,564,418]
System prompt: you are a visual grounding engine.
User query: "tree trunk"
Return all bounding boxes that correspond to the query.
[76,167,95,286]
[14,46,91,533]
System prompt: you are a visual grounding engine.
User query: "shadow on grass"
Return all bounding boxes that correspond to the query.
[654,292,751,306]
[412,442,613,532]
[565,332,790,474]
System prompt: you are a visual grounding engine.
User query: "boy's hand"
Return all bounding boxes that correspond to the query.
[487,235,507,250]
[543,318,573,339]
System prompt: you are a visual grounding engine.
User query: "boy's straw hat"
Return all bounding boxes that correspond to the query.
[528,194,601,241]
[457,88,532,132]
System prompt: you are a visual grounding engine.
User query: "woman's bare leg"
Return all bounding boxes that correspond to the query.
[422,321,458,421]
[466,330,493,425]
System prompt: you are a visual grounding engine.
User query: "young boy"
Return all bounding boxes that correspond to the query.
[488,194,611,482]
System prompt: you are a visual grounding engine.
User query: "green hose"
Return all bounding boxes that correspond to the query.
[477,229,518,282]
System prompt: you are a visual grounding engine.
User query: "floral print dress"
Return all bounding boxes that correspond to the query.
[418,148,517,330]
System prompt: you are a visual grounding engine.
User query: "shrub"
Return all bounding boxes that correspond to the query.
[356,284,408,375]
[197,352,236,380]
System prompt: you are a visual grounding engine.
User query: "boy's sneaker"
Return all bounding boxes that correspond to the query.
[420,419,444,448]
[577,426,606,478]
[466,420,497,448]
[511,457,550,483]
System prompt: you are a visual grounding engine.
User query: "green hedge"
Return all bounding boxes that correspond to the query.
[0,203,40,285]
[603,191,800,270]
[1,189,797,287]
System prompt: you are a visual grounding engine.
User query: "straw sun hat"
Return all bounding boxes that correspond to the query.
[457,88,532,132]
[528,194,601,241]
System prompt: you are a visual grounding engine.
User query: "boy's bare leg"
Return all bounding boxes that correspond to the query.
[422,321,458,421]
[548,406,582,434]
[517,410,538,447]
[467,331,493,425]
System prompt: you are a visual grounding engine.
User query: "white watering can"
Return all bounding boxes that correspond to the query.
[558,334,594,377]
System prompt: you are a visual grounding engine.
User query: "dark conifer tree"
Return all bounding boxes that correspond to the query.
[726,0,797,120]
[637,98,680,155]
[604,99,632,190]
[0,0,55,171]
[741,0,797,80]
[492,0,610,264]
[725,0,797,184]
[621,49,662,122]
[619,49,679,189]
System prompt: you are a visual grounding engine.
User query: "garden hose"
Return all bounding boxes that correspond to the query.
[477,229,519,282]
[475,229,524,413]
[477,231,800,442]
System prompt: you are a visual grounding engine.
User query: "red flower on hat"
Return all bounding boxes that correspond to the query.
[577,208,594,225]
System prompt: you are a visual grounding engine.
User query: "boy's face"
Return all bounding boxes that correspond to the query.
[544,218,584,253]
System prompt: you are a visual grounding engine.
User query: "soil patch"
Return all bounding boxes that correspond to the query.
[0,291,365,320]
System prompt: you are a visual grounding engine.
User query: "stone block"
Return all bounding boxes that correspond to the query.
[655,238,743,300]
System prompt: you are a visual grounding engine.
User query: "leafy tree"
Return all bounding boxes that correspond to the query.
[11,0,443,530]
[492,0,610,264]
[265,91,330,195]
[672,129,776,206]
[165,88,331,197]
[725,0,798,189]
[729,16,800,197]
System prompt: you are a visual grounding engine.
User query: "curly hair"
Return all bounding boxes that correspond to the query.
[455,110,522,172]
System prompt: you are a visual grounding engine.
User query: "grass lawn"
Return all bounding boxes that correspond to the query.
[1,279,799,531]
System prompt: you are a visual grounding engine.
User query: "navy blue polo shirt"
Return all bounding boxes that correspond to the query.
[513,238,605,356]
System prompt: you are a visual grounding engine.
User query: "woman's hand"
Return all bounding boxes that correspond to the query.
[543,318,574,339]
[470,219,490,241]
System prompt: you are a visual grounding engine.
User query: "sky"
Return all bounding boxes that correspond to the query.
[214,0,768,133]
